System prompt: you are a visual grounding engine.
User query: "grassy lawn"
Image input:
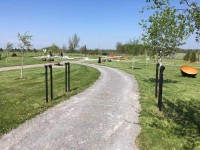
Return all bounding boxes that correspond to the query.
[95,59,200,150]
[0,51,48,67]
[0,52,99,67]
[0,56,47,67]
[0,64,100,136]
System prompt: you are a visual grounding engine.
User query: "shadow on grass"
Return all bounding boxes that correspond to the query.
[144,78,179,84]
[163,98,200,149]
[129,66,142,70]
[133,67,142,70]
[53,87,79,100]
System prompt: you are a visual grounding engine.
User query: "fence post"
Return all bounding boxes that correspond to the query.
[155,63,160,97]
[49,64,53,100]
[45,65,48,103]
[67,62,70,91]
[98,57,101,63]
[65,63,67,92]
[158,65,165,111]
[65,62,70,92]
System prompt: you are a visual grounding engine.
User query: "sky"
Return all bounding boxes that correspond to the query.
[0,0,199,50]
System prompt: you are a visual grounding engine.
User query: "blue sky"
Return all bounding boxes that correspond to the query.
[0,0,199,50]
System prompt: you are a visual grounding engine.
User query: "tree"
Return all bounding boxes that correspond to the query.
[68,34,80,52]
[80,45,88,57]
[62,44,67,52]
[116,42,125,54]
[141,0,200,65]
[190,51,197,62]
[145,0,200,42]
[49,43,60,55]
[18,32,32,79]
[183,50,191,61]
[123,38,143,56]
[6,42,13,63]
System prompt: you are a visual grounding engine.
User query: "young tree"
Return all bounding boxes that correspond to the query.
[123,38,143,56]
[68,34,80,52]
[80,45,88,57]
[116,42,125,54]
[6,42,13,63]
[145,0,200,42]
[183,50,191,61]
[49,43,60,55]
[62,44,67,52]
[18,32,32,79]
[190,51,197,62]
[141,0,200,65]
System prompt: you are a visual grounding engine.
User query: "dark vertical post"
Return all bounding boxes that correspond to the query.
[49,64,53,100]
[45,65,48,103]
[67,62,70,91]
[155,63,160,97]
[158,65,165,111]
[65,63,67,92]
[98,57,101,63]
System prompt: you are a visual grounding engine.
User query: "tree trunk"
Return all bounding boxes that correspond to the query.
[20,51,24,79]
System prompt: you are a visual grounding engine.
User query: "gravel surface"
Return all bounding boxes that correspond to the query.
[0,63,141,150]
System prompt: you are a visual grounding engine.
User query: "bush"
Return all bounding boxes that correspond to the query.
[183,51,190,61]
[12,53,17,57]
[0,53,1,60]
[190,51,197,62]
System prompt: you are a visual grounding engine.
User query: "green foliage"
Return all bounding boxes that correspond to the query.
[49,43,60,54]
[116,38,146,56]
[62,44,67,52]
[144,0,200,42]
[190,51,197,62]
[17,32,33,79]
[116,42,126,54]
[18,32,32,50]
[183,51,191,61]
[6,43,13,52]
[141,0,200,60]
[80,45,88,57]
[183,50,197,62]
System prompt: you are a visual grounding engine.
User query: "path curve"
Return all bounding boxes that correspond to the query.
[0,63,140,150]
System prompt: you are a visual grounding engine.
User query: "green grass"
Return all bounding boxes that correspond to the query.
[0,55,46,67]
[0,64,100,136]
[94,60,200,150]
[0,51,100,67]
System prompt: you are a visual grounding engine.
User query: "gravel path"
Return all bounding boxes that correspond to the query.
[0,63,140,150]
[0,64,48,71]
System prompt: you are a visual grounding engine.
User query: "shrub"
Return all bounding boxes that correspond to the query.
[12,53,17,57]
[183,51,191,61]
[190,51,197,62]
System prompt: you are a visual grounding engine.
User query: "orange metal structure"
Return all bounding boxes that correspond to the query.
[180,66,198,77]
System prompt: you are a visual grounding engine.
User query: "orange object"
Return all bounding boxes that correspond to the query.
[180,66,198,77]
[110,52,114,58]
